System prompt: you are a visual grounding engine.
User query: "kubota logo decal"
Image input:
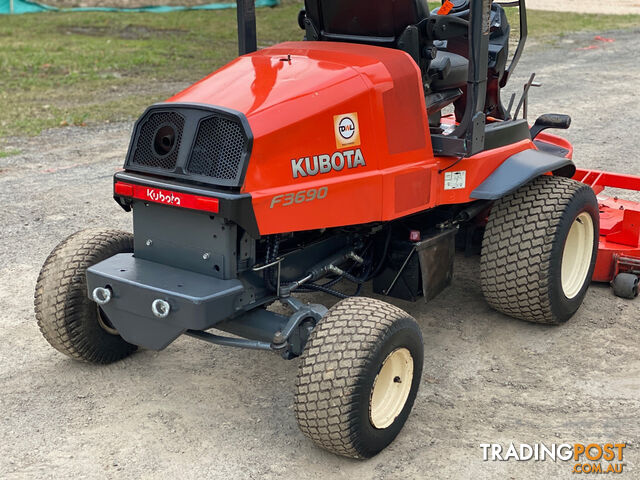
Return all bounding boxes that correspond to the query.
[334,112,361,149]
[145,188,182,206]
[291,148,366,179]
[114,182,219,213]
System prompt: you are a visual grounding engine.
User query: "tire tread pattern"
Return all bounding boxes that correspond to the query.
[34,229,137,363]
[294,297,418,458]
[480,176,592,324]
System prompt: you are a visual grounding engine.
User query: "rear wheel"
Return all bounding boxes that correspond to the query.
[480,176,599,324]
[294,297,423,458]
[34,229,138,363]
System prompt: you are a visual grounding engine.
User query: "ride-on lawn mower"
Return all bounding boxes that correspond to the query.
[35,0,640,459]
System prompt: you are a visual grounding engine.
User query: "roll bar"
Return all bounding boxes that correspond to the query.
[431,0,528,157]
[237,0,258,56]
[498,0,528,87]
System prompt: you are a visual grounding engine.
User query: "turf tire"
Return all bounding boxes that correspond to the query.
[34,229,138,363]
[294,297,423,459]
[480,176,599,324]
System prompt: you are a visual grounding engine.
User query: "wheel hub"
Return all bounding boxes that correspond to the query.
[370,348,414,429]
[561,212,595,299]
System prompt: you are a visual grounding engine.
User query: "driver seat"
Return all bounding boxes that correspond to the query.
[303,0,431,48]
[302,0,469,94]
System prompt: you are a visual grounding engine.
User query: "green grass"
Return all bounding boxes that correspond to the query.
[0,149,21,158]
[0,4,301,138]
[1,1,639,139]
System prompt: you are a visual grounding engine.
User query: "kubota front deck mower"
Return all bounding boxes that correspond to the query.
[35,0,640,459]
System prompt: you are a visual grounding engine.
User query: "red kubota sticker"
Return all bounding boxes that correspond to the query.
[114,182,219,213]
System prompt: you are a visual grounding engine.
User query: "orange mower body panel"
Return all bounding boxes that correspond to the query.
[169,41,536,236]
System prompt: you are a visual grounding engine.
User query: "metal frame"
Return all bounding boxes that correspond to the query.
[498,0,528,88]
[237,0,258,55]
[431,0,529,157]
[187,297,327,358]
[452,0,491,155]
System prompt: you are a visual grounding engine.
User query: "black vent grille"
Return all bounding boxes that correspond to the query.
[186,116,247,180]
[125,104,252,189]
[131,112,185,170]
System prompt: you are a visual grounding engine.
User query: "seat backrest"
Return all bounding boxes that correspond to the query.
[304,0,430,47]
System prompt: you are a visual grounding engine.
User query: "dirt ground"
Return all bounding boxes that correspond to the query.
[1,30,639,480]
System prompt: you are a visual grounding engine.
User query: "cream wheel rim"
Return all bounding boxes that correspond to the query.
[370,348,414,429]
[561,212,595,299]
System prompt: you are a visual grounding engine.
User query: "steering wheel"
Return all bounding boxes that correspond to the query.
[432,0,470,17]
[449,0,470,11]
[434,0,499,18]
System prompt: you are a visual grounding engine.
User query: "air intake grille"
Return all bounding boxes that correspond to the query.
[125,105,251,189]
[131,112,185,170]
[186,116,247,180]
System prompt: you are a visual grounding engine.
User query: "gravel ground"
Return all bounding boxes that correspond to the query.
[1,30,639,480]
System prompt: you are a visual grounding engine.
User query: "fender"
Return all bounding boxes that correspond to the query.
[470,149,576,200]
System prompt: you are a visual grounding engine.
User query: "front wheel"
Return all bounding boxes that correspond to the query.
[480,176,599,325]
[294,297,423,458]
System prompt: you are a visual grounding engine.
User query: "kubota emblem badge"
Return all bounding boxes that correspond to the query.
[334,112,361,149]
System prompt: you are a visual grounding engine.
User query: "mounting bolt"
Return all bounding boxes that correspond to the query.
[202,253,211,260]
[146,239,153,247]
[273,331,286,344]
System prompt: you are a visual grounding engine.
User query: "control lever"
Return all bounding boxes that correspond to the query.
[530,114,572,139]
[513,73,541,120]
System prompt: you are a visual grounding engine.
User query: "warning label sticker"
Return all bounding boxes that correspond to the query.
[444,171,466,190]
